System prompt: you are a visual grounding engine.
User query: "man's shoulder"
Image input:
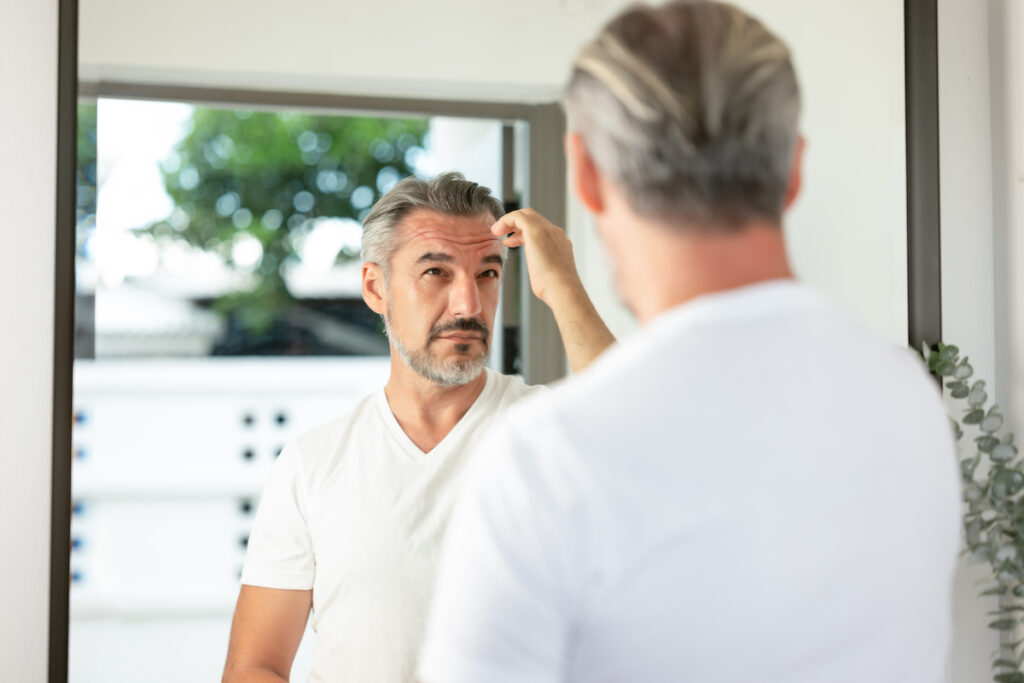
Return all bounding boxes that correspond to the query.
[286,391,380,463]
[500,288,852,432]
[487,368,546,406]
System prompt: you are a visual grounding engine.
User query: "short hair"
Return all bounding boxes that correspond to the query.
[563,0,801,229]
[361,171,505,275]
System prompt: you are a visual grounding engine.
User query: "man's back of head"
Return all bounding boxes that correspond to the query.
[562,1,805,322]
[564,0,801,230]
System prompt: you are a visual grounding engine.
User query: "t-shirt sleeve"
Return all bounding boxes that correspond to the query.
[240,442,316,589]
[418,419,578,683]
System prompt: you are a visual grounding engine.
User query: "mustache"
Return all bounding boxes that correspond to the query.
[427,318,490,345]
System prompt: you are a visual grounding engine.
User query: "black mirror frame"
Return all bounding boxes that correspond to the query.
[905,0,943,351]
[51,0,78,678]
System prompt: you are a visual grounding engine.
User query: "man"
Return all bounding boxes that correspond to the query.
[222,171,615,682]
[420,3,960,683]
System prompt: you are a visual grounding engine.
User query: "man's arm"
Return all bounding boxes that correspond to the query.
[492,208,616,373]
[222,585,312,683]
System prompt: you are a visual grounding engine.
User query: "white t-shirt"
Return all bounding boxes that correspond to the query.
[241,368,542,683]
[420,280,961,683]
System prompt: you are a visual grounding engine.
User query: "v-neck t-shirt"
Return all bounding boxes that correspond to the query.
[241,368,543,683]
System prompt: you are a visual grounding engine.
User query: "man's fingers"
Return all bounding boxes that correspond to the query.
[491,208,562,248]
[491,217,523,245]
[490,213,521,238]
[491,208,542,237]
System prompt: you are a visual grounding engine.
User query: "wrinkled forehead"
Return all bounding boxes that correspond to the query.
[394,208,501,260]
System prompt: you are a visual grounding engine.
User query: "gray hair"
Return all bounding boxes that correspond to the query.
[563,0,801,229]
[361,171,505,275]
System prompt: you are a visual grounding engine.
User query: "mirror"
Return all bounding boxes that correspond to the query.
[63,0,921,681]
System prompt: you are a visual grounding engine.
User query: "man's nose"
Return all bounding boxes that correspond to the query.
[449,274,482,318]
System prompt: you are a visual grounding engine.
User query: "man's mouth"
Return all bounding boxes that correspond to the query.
[428,319,490,346]
[438,334,482,343]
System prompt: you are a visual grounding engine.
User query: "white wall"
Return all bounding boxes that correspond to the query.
[988,0,1024,470]
[0,0,59,680]
[78,0,622,102]
[937,3,999,676]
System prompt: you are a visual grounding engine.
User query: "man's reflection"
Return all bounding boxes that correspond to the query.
[222,171,614,682]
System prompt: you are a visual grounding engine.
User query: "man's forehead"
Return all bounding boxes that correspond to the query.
[398,208,500,252]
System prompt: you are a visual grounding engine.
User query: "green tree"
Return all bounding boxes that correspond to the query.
[77,101,97,257]
[143,108,428,335]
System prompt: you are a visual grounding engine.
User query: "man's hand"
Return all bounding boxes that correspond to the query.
[491,208,615,373]
[492,207,583,307]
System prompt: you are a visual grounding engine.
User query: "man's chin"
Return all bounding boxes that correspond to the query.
[425,356,487,388]
[430,342,488,364]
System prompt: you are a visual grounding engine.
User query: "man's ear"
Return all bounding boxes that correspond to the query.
[362,262,387,316]
[783,136,805,212]
[565,131,605,215]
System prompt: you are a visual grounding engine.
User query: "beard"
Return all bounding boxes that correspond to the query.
[385,312,491,388]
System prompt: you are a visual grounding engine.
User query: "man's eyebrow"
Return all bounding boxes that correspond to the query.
[415,252,455,264]
[482,254,505,267]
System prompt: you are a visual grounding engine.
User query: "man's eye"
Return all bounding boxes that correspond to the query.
[424,268,445,277]
[479,269,500,279]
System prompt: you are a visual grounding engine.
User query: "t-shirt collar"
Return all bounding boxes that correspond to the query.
[375,368,497,461]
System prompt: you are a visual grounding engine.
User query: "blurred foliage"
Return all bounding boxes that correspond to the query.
[141,108,428,334]
[923,342,1023,683]
[77,101,97,257]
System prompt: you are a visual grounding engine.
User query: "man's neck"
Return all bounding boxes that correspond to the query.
[383,359,487,454]
[628,218,795,324]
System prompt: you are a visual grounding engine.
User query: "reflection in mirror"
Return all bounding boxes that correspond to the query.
[68,96,518,680]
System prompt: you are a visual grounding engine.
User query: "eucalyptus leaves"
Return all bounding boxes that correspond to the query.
[923,342,1021,683]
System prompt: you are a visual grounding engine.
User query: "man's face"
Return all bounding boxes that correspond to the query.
[382,208,503,388]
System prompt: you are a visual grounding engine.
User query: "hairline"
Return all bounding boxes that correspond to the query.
[372,208,508,279]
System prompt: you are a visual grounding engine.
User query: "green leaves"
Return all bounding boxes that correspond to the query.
[966,409,987,425]
[985,413,1007,434]
[994,673,1024,683]
[993,470,1024,499]
[142,107,429,336]
[927,341,1024,683]
[948,380,971,399]
[956,361,975,380]
[995,444,1020,463]
[75,102,98,258]
[966,482,987,503]
[980,436,1003,454]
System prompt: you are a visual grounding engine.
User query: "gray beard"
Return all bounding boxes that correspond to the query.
[385,314,488,388]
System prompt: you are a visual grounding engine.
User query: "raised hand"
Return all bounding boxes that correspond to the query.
[491,207,615,373]
[491,207,583,307]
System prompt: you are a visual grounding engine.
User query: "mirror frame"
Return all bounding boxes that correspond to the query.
[51,0,78,678]
[905,0,943,350]
[49,0,942,680]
